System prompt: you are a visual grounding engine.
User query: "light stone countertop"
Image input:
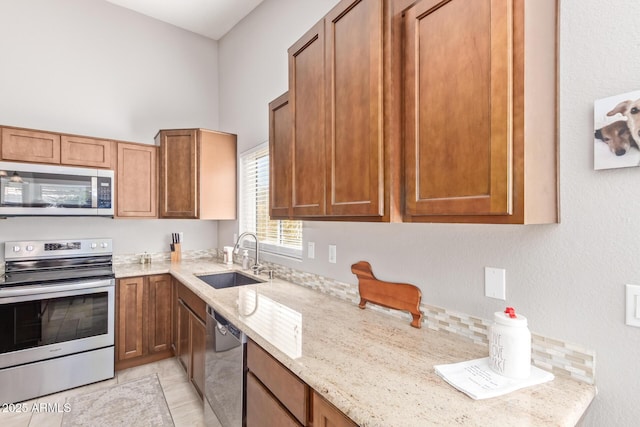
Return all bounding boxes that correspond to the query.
[115,259,596,427]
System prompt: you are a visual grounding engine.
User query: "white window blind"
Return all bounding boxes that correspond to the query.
[239,143,302,259]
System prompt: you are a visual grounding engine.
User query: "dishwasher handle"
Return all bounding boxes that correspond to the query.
[207,306,245,342]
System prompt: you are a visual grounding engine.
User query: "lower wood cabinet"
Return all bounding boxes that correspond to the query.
[312,391,357,427]
[246,338,356,427]
[174,279,207,399]
[115,274,173,370]
[246,372,301,427]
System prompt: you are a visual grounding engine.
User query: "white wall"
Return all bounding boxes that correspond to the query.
[0,0,221,257]
[218,0,640,425]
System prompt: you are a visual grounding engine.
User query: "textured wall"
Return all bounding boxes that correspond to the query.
[218,0,640,424]
[0,0,220,257]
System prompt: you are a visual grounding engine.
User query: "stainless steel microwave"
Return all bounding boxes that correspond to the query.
[0,161,114,216]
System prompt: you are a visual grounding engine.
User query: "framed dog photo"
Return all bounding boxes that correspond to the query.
[594,89,640,170]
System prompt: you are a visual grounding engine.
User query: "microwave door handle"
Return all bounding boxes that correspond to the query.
[91,176,98,208]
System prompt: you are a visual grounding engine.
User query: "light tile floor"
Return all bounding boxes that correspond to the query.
[0,357,205,427]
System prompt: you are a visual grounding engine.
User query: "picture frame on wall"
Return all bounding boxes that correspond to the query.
[594,89,640,170]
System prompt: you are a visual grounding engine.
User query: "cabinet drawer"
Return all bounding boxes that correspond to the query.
[176,281,206,321]
[246,372,301,427]
[246,340,308,424]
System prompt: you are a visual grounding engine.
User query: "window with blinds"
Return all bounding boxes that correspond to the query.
[239,143,302,259]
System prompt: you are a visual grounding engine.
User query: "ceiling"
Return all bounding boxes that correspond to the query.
[104,0,264,41]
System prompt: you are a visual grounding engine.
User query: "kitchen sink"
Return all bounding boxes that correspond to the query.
[196,271,264,289]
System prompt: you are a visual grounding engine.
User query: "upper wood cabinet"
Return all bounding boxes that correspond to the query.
[272,0,557,224]
[325,0,385,218]
[289,20,326,218]
[116,142,157,218]
[157,128,237,219]
[277,0,402,221]
[269,93,293,219]
[1,126,114,168]
[61,135,112,168]
[1,128,61,164]
[402,0,558,224]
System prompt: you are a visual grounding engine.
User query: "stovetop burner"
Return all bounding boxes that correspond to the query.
[3,238,114,288]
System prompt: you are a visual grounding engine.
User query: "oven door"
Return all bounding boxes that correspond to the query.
[0,278,115,369]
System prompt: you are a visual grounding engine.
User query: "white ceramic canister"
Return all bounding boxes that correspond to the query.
[489,307,531,379]
[223,246,234,265]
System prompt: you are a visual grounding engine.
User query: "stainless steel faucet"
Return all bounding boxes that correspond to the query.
[233,232,262,274]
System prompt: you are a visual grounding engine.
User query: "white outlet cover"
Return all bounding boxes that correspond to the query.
[485,267,506,300]
[625,284,640,327]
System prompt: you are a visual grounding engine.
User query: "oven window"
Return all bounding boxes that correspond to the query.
[0,292,108,354]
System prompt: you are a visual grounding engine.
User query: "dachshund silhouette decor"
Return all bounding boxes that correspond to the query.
[351,261,423,328]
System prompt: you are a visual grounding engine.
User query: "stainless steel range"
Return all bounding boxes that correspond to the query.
[0,238,115,403]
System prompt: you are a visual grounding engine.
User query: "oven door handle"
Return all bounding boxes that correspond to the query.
[0,278,114,300]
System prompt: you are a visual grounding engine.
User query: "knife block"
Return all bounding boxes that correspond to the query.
[171,243,182,262]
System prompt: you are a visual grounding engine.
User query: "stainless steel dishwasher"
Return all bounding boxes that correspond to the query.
[204,306,246,427]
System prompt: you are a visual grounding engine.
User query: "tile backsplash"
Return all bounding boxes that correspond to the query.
[249,253,596,385]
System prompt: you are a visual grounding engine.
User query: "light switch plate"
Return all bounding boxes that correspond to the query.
[329,245,337,264]
[485,267,506,300]
[625,284,640,327]
[308,242,315,259]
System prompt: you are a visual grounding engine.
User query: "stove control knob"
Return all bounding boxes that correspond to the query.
[100,242,109,249]
[91,243,98,249]
[26,245,34,252]
[12,245,21,252]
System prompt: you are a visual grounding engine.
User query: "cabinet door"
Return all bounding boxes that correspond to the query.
[177,299,191,372]
[289,20,326,217]
[312,391,357,427]
[158,129,198,218]
[61,135,112,168]
[246,373,301,427]
[269,92,293,219]
[117,142,158,218]
[1,128,61,164]
[190,312,206,398]
[147,274,172,354]
[117,277,146,361]
[404,0,512,216]
[325,0,384,217]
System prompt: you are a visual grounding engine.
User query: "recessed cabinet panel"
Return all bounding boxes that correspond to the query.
[326,0,384,217]
[61,136,112,168]
[1,128,61,164]
[404,0,511,216]
[289,21,326,217]
[159,130,198,218]
[269,93,293,219]
[147,274,172,354]
[117,143,157,218]
[117,276,145,361]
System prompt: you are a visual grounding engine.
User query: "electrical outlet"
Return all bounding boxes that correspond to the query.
[308,242,315,259]
[485,267,506,300]
[329,245,337,264]
[179,232,184,243]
